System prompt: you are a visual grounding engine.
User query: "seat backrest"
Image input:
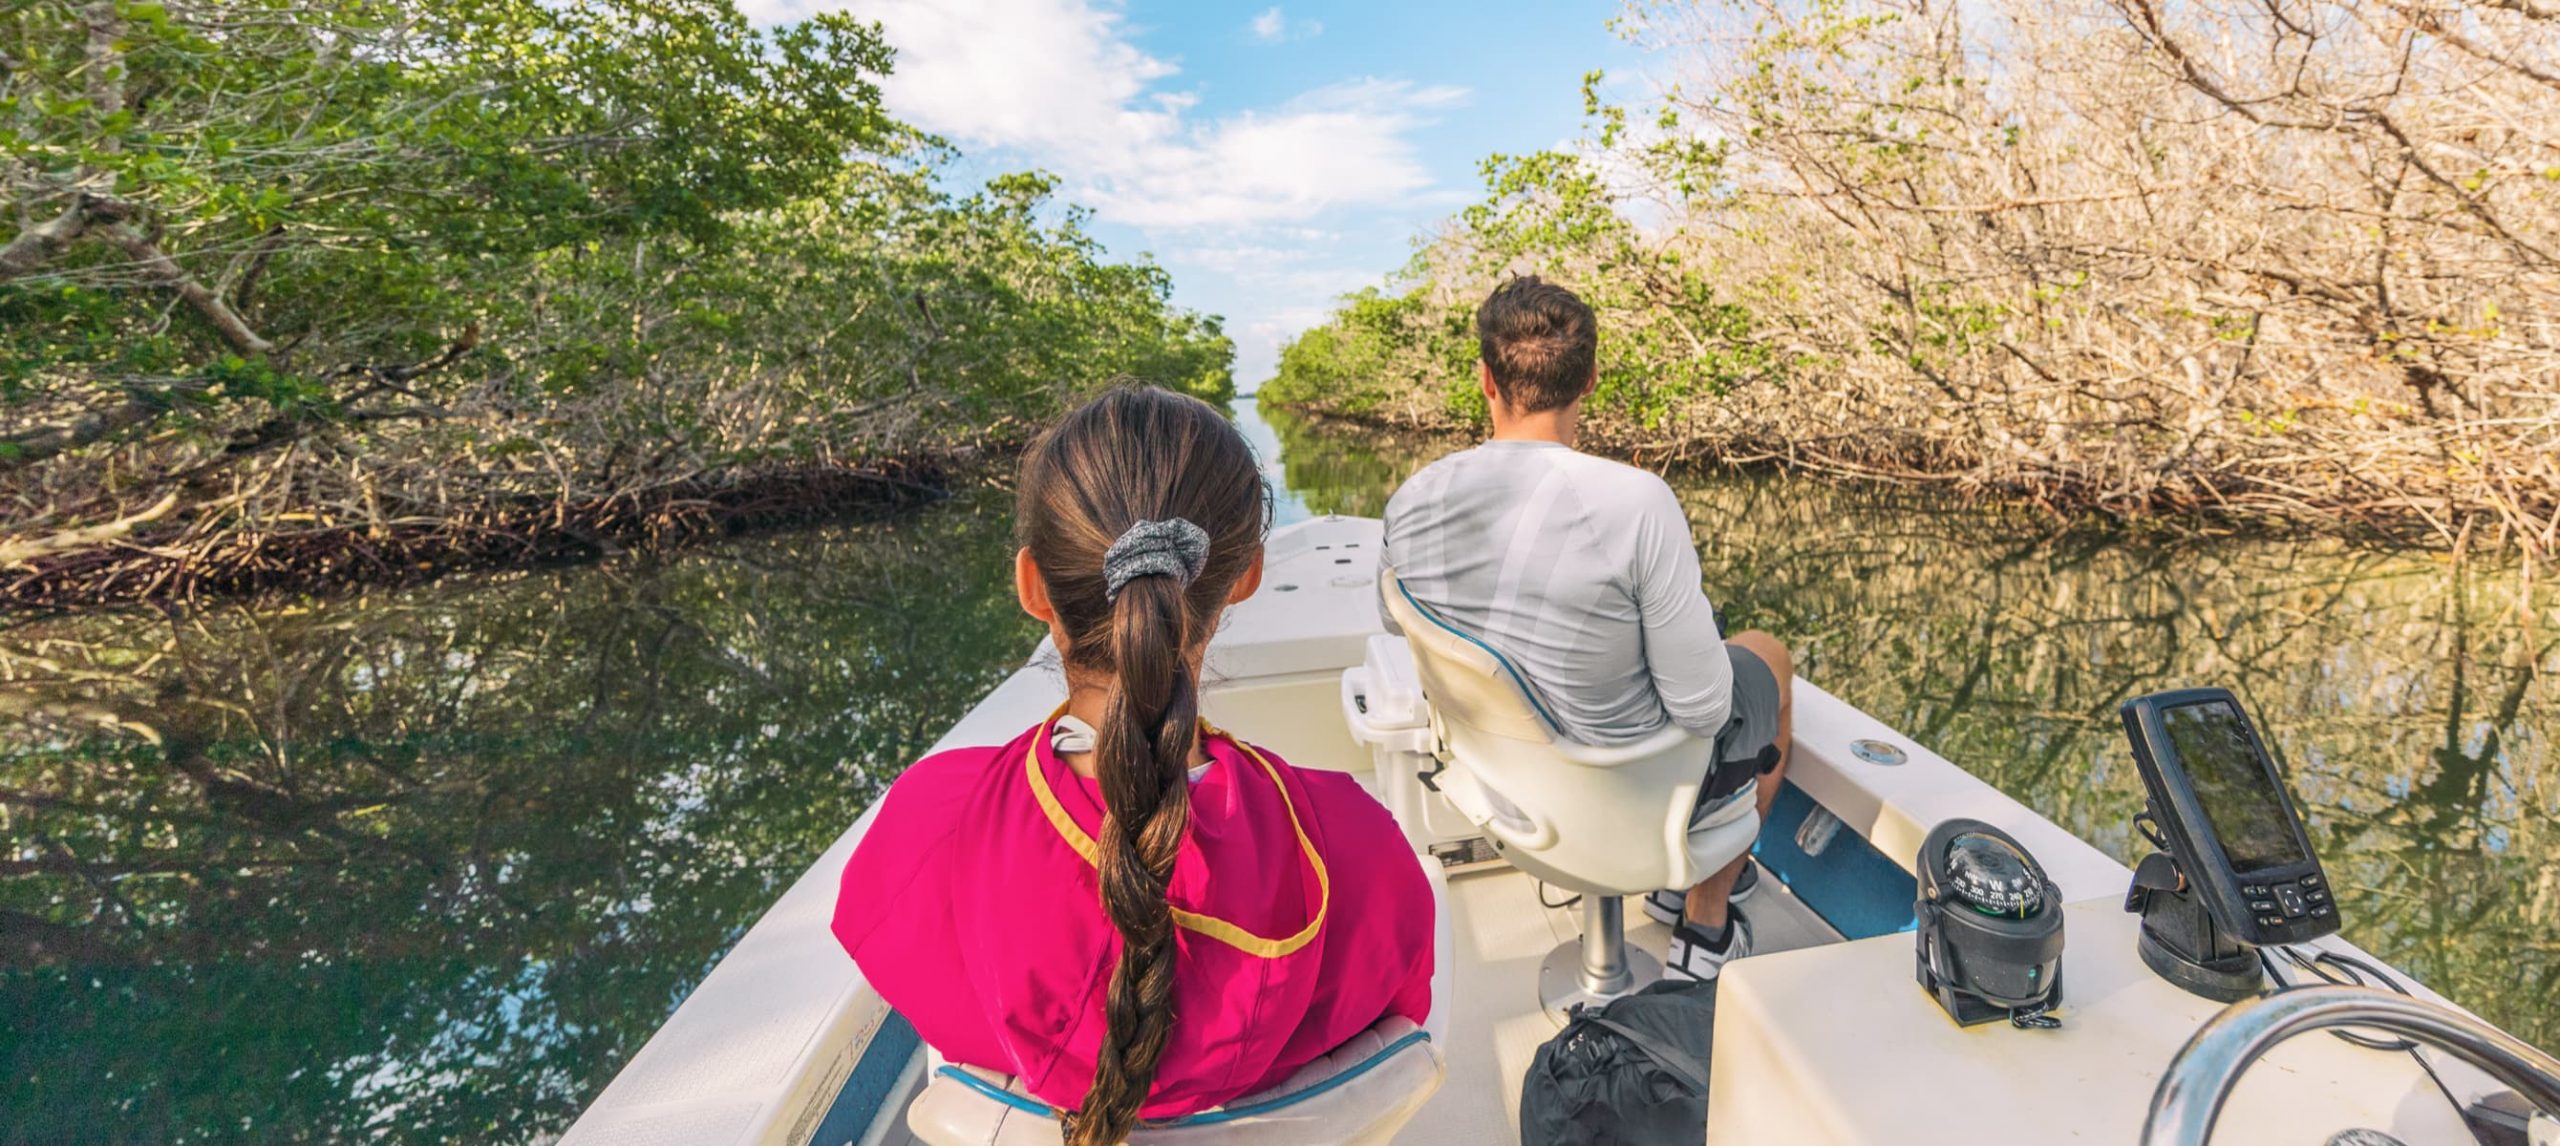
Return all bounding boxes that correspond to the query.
[1379,567,1723,896]
[1376,570,1556,745]
[905,1016,1442,1146]
[906,861,1455,1146]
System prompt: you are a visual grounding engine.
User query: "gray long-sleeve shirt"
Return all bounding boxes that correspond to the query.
[1379,439,1733,747]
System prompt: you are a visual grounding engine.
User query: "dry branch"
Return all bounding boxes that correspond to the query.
[0,491,179,569]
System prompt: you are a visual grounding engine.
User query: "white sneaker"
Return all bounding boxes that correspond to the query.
[1642,859,1760,926]
[1664,909,1754,982]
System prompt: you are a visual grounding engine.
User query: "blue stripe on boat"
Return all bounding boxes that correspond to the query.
[1396,581,1566,735]
[1755,781,1918,939]
[930,1031,1434,1126]
[809,1010,923,1146]
[931,1067,1054,1117]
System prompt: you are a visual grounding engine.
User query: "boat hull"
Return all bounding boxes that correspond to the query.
[564,515,2500,1145]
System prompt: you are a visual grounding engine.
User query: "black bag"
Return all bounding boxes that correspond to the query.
[1519,979,1717,1145]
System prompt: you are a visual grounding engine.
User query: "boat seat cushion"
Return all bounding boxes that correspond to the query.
[904,1015,1443,1146]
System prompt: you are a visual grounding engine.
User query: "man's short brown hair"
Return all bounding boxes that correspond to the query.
[1476,276,1597,414]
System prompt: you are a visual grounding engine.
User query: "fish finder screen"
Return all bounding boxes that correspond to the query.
[2164,700,2308,872]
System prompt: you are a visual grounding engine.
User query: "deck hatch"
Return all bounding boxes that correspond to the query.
[1757,782,1919,939]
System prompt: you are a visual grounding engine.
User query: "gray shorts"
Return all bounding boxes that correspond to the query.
[1694,642,1784,816]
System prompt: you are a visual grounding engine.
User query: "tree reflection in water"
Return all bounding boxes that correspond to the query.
[0,489,1040,1143]
[1257,400,2556,1050]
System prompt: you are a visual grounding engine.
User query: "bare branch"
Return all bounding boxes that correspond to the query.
[0,492,180,569]
[0,201,95,281]
[101,223,276,356]
[2478,0,2559,19]
[81,1,125,122]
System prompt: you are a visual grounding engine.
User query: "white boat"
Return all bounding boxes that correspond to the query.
[560,514,2559,1146]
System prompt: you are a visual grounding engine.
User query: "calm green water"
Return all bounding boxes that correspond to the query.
[3,398,2554,1142]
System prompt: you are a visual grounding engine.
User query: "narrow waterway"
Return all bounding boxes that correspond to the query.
[2,397,2552,1142]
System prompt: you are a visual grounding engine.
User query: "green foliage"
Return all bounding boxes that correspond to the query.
[1,0,1229,549]
[1263,288,1442,416]
[0,284,186,397]
[1267,69,1769,439]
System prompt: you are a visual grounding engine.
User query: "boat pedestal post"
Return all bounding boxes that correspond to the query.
[1539,895,1662,1023]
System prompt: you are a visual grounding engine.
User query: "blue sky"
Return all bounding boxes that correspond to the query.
[742,0,1640,390]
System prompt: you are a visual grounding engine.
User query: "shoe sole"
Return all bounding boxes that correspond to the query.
[1663,940,1724,982]
[1665,920,1754,981]
[1641,861,1760,926]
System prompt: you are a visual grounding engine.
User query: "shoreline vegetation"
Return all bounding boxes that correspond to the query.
[1265,399,2441,552]
[1263,0,2560,561]
[1,454,967,610]
[1,1,1230,611]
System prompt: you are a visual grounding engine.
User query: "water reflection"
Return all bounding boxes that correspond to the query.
[0,490,1041,1143]
[1255,400,2558,1050]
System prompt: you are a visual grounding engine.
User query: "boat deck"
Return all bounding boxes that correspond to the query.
[867,859,1841,1145]
[1405,861,1840,1142]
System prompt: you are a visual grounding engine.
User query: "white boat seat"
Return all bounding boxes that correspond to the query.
[1378,566,1760,1013]
[1377,567,1756,897]
[906,1015,1439,1146]
[904,849,1454,1145]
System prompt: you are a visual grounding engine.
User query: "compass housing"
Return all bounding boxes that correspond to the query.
[1915,818,2067,1025]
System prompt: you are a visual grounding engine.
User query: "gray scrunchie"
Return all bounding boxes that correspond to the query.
[1103,518,1211,601]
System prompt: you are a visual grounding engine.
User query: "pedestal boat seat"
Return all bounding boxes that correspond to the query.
[1375,567,1760,1015]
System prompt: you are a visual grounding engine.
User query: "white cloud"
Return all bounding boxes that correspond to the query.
[1168,246,1372,298]
[1247,7,1321,43]
[1088,79,1466,228]
[811,0,1175,177]
[1163,243,1388,386]
[747,0,1461,387]
[822,0,1455,230]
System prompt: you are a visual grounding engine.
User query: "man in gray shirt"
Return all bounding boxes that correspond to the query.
[1380,276,1794,981]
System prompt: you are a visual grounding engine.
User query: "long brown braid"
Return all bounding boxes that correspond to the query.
[1015,384,1267,1145]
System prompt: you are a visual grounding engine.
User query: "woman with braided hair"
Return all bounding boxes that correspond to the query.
[834,384,1436,1143]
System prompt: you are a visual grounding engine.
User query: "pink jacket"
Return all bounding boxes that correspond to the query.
[834,718,1435,1120]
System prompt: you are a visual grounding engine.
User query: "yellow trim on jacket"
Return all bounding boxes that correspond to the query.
[1023,710,1330,958]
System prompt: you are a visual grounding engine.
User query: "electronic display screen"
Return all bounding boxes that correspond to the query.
[2163,700,2308,871]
